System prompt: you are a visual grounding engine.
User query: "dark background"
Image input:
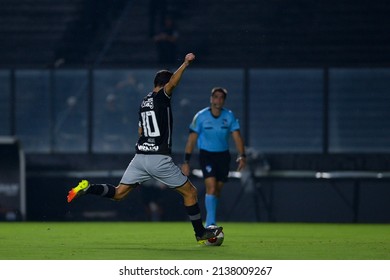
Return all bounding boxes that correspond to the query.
[1,0,390,222]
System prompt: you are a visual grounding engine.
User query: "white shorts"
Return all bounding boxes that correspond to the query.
[120,154,188,188]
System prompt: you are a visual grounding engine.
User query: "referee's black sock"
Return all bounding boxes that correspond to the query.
[185,203,205,237]
[87,184,116,198]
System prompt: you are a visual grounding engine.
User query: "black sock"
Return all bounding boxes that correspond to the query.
[86,184,116,198]
[185,203,205,237]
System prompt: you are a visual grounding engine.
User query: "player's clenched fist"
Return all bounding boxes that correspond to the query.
[185,53,195,64]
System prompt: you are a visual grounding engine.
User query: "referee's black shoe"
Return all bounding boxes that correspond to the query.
[196,226,223,244]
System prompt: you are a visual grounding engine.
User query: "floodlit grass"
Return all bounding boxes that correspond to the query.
[0,222,389,260]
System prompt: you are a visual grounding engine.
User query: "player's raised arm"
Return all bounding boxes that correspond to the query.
[164,53,195,96]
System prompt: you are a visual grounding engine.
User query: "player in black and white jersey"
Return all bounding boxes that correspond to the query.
[136,72,173,155]
[67,53,222,243]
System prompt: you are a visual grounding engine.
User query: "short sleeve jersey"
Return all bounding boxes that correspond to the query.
[189,107,240,152]
[136,88,172,155]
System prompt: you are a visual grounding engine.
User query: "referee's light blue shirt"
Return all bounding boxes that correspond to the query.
[189,107,240,152]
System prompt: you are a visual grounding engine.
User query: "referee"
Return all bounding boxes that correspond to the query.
[181,87,246,227]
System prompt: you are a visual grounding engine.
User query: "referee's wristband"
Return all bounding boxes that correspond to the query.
[184,153,192,163]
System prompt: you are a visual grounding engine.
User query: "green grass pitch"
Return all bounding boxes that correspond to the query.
[0,222,389,260]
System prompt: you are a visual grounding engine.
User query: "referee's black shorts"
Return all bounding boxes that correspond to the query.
[199,149,231,182]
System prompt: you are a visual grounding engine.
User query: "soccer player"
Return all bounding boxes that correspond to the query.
[67,53,222,244]
[181,87,246,227]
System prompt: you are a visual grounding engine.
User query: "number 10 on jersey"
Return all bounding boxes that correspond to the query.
[141,111,160,137]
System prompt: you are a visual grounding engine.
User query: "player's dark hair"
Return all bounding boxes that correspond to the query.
[211,87,228,99]
[154,70,173,87]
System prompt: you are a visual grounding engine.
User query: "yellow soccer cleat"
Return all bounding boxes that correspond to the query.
[67,180,90,203]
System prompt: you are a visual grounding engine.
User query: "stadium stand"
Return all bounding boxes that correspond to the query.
[1,0,390,67]
[0,0,85,67]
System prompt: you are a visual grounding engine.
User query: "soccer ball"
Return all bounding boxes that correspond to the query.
[205,225,224,246]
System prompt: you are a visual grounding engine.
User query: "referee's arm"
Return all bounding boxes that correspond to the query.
[181,132,198,176]
[232,130,246,171]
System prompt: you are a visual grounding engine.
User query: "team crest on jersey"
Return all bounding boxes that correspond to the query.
[141,97,154,109]
[222,118,228,126]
